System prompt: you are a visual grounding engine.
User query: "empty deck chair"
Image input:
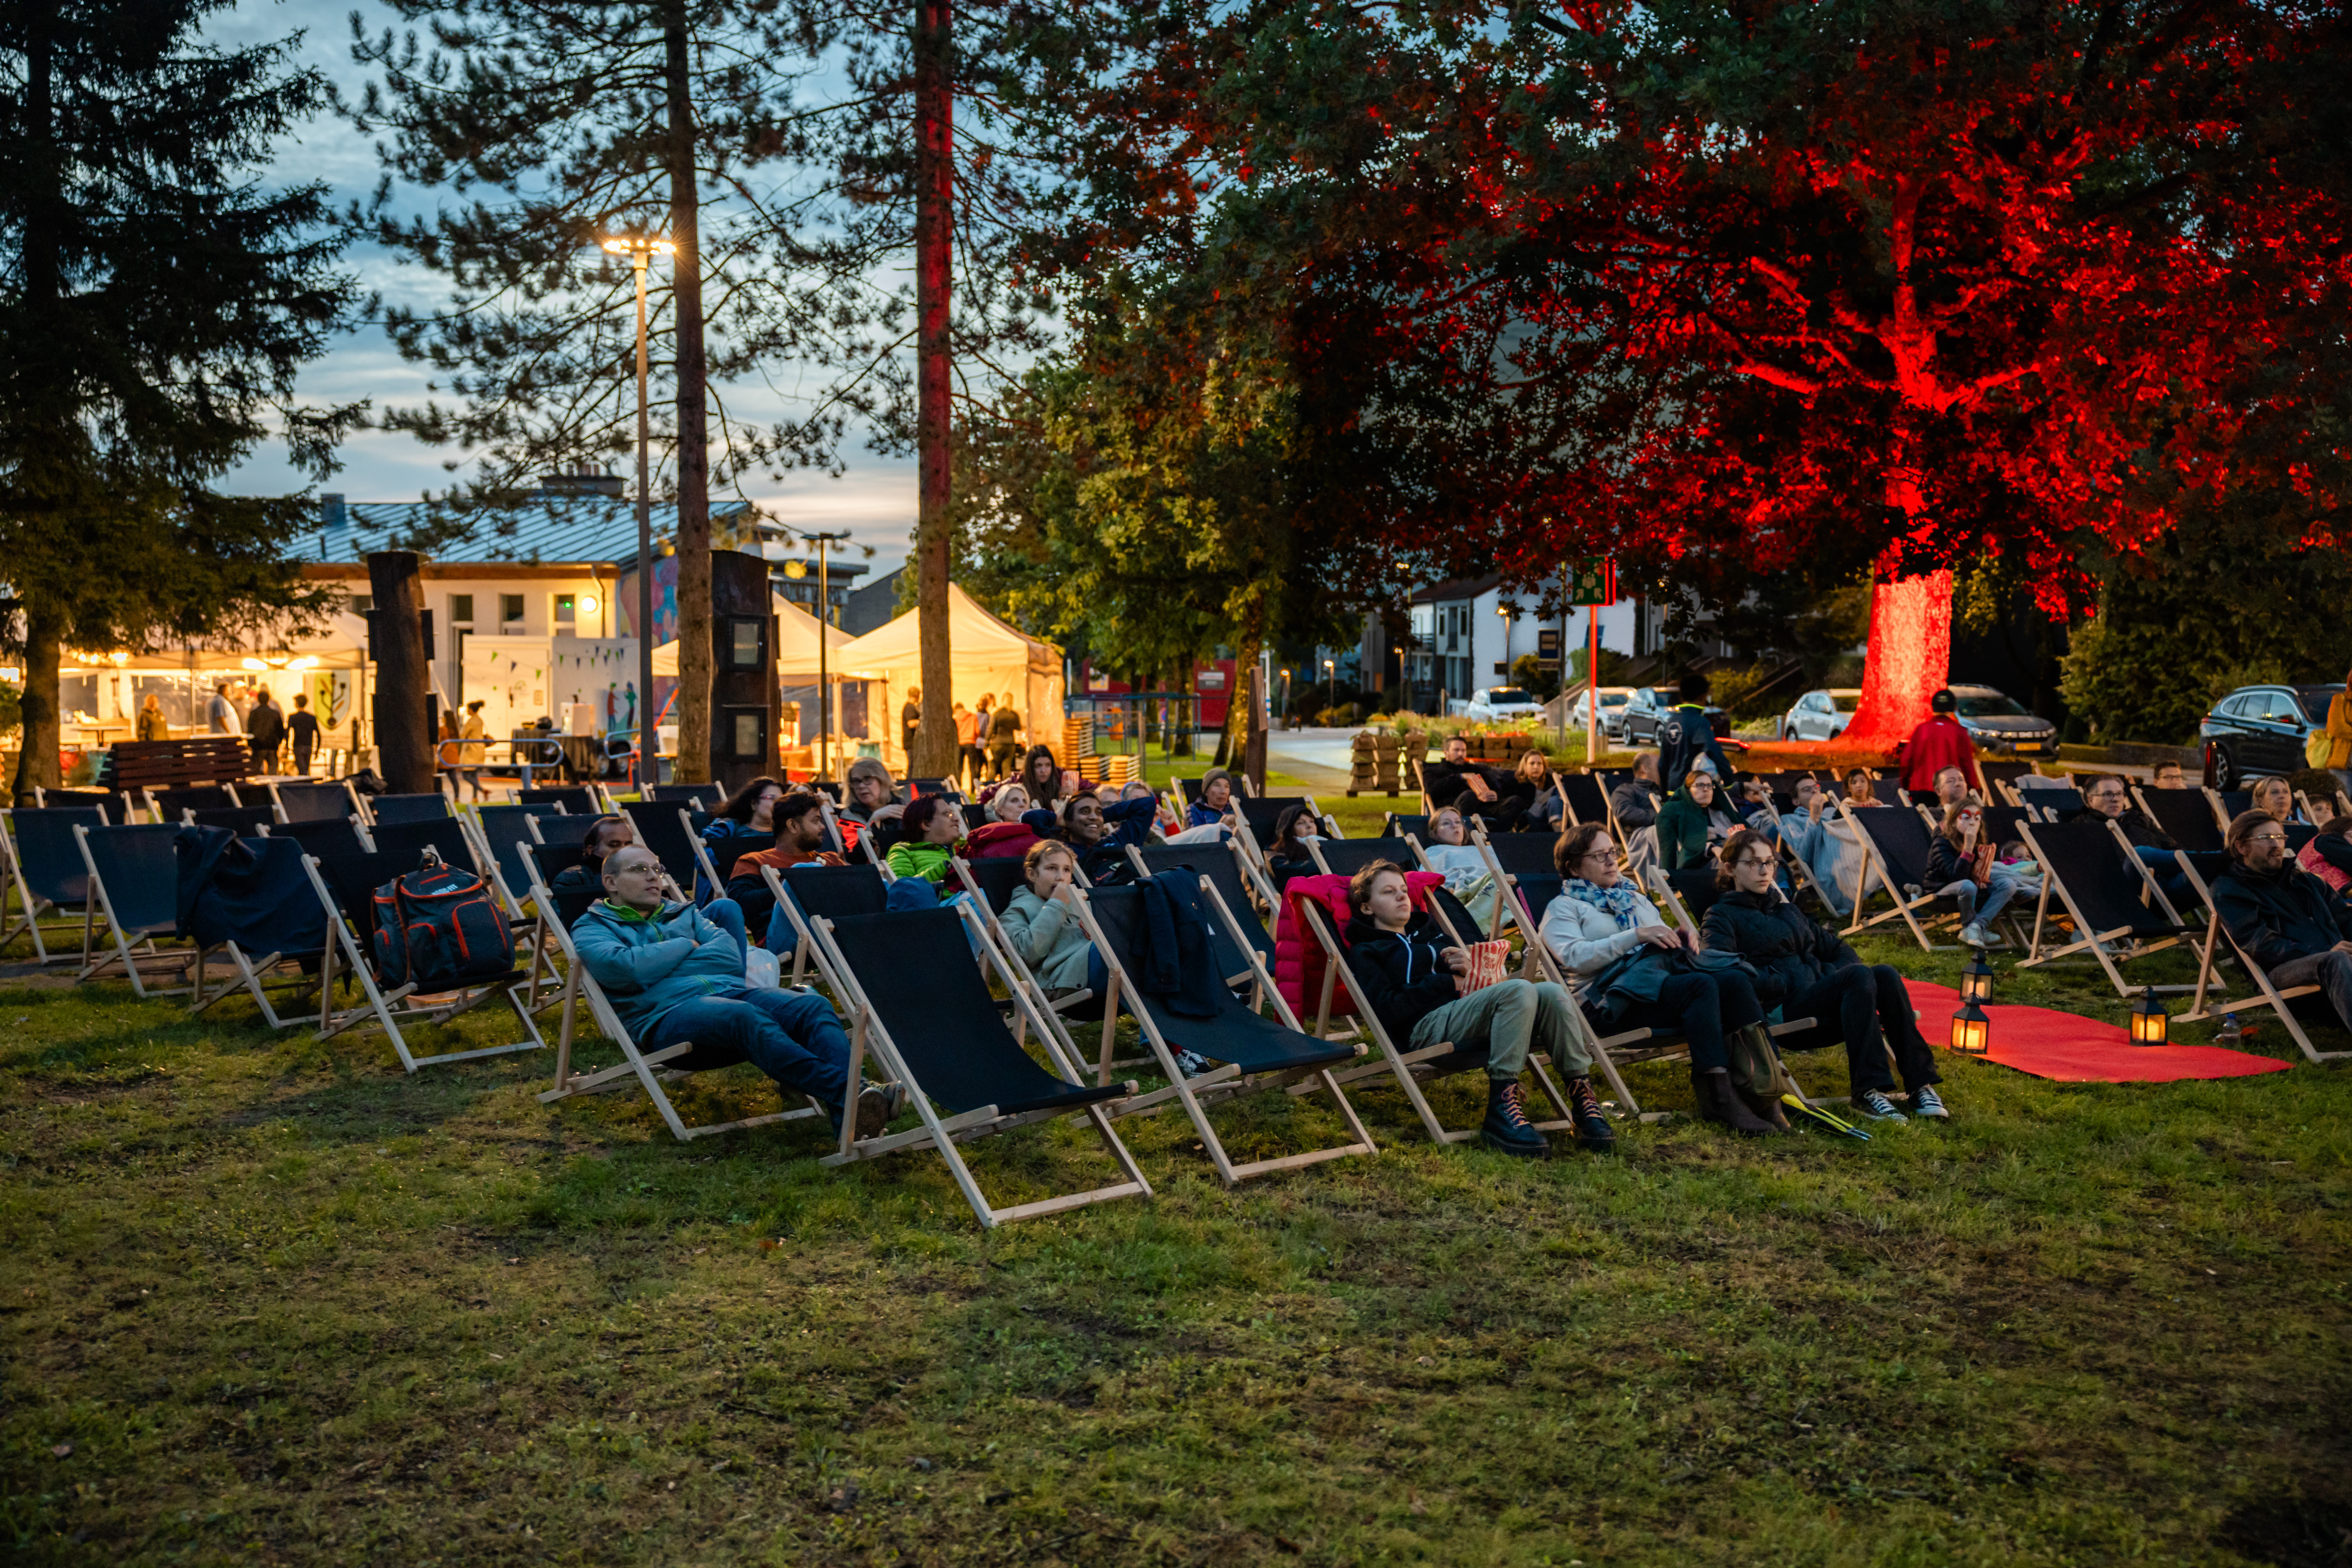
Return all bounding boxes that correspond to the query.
[2173,851,2348,1065]
[33,787,117,811]
[188,804,281,834]
[811,906,1151,1228]
[178,828,328,1029]
[72,823,195,995]
[518,786,602,815]
[146,784,240,822]
[2015,819,2199,998]
[369,792,452,826]
[524,855,831,1139]
[1560,773,1611,828]
[643,783,722,809]
[264,815,372,859]
[619,799,704,894]
[270,779,364,823]
[304,849,544,1072]
[468,806,575,916]
[1,805,106,963]
[1068,882,1375,1184]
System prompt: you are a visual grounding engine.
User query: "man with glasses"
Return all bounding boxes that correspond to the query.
[1703,829,1948,1119]
[2214,811,2352,1033]
[2079,772,2214,905]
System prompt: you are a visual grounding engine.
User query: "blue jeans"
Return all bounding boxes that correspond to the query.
[887,876,944,911]
[2270,948,2352,1035]
[702,898,747,964]
[762,900,800,956]
[1944,864,2036,927]
[642,984,851,1116]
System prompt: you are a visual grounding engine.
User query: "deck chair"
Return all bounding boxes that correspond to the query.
[264,815,373,859]
[2174,851,2348,1064]
[1069,882,1376,1183]
[468,806,575,916]
[2204,788,2257,832]
[810,906,1151,1228]
[1833,798,1961,951]
[522,842,596,929]
[146,784,240,821]
[2134,787,2226,853]
[1560,773,1611,828]
[525,856,831,1139]
[947,855,1117,1056]
[1307,836,1417,878]
[1125,842,1273,982]
[370,792,452,826]
[189,804,281,833]
[72,823,196,995]
[304,850,545,1072]
[2297,788,2348,828]
[1380,811,1433,841]
[181,831,327,1030]
[370,816,482,875]
[1,805,107,963]
[689,824,776,902]
[644,783,722,808]
[620,799,705,893]
[33,787,116,810]
[1288,894,1586,1144]
[958,801,990,832]
[518,786,602,814]
[270,779,364,823]
[764,862,891,987]
[2015,820,2198,998]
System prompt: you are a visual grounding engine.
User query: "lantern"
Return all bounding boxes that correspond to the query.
[2129,986,2169,1047]
[1949,999,1991,1056]
[1959,947,1996,1005]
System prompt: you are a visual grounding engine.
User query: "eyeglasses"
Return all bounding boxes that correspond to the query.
[1732,856,1776,870]
[2248,831,2289,845]
[1580,848,1622,865]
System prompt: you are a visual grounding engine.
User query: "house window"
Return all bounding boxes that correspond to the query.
[348,594,372,615]
[449,594,474,625]
[500,593,525,627]
[554,592,577,629]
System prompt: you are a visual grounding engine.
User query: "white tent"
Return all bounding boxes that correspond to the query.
[650,594,854,679]
[837,584,1065,765]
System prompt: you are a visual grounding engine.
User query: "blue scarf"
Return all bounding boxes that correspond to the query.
[1564,877,1642,931]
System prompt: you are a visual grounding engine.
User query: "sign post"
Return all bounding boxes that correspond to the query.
[1566,558,1618,763]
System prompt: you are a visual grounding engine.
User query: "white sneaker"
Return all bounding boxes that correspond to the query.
[1959,922,1987,949]
[1909,1085,1949,1119]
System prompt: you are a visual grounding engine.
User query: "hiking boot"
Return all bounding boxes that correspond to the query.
[1736,1084,1791,1130]
[1909,1084,1949,1119]
[854,1081,907,1140]
[1694,1068,1779,1137]
[1480,1079,1552,1158]
[1855,1088,1907,1121]
[1561,1076,1618,1152]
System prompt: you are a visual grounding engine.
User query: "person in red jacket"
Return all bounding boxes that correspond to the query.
[1901,689,1982,795]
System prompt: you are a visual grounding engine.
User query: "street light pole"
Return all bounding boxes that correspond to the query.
[602,234,675,791]
[794,529,853,778]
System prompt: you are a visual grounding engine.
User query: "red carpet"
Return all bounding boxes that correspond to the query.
[1901,979,2293,1083]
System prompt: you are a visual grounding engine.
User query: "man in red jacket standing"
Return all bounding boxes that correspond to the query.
[1902,689,1982,795]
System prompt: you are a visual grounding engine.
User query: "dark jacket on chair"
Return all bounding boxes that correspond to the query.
[1341,908,1462,1042]
[2214,861,2352,972]
[1699,887,1857,1009]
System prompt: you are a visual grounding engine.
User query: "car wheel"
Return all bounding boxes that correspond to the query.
[2212,743,2238,791]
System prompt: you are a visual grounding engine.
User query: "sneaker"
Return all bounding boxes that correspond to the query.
[1855,1088,1907,1121]
[854,1081,907,1139]
[1170,1048,1214,1079]
[1909,1084,1949,1119]
[1959,922,1987,948]
[1563,1076,1618,1153]
[1480,1080,1551,1159]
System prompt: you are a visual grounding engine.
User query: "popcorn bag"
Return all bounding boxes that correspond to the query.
[1455,939,1512,994]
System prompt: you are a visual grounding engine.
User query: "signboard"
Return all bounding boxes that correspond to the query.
[1537,629,1561,658]
[1566,558,1617,607]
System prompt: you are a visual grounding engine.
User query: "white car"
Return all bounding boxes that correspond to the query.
[1448,686,1547,722]
[1781,688,1860,742]
[1564,686,1634,739]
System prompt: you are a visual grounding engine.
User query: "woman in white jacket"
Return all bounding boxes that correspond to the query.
[1536,821,1782,1135]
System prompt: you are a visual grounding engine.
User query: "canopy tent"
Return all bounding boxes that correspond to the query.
[650,594,854,679]
[837,584,1065,766]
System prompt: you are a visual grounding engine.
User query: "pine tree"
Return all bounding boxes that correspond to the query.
[0,0,359,802]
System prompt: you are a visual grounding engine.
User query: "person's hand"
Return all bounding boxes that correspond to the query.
[871,803,905,824]
[1807,792,1827,818]
[1635,924,1682,950]
[2334,940,2352,956]
[1439,946,1469,974]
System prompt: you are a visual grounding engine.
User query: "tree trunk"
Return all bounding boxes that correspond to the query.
[1222,622,1262,778]
[367,552,435,793]
[9,601,65,805]
[665,7,713,785]
[1840,570,1953,753]
[910,0,957,780]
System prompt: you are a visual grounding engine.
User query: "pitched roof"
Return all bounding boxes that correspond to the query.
[302,495,757,569]
[1409,573,1508,605]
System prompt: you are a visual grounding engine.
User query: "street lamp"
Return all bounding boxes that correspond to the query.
[787,530,853,777]
[601,232,677,788]
[1323,657,1336,713]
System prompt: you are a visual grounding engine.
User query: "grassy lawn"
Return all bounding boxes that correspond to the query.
[5,790,2350,1565]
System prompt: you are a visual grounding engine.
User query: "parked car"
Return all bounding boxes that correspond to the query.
[2200,682,2346,788]
[1563,686,1634,739]
[1448,686,1548,723]
[1780,688,1860,743]
[1945,684,2059,757]
[1619,686,1730,745]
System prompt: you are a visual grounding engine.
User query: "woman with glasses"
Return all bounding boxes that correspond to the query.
[1701,829,1947,1120]
[1925,801,2042,948]
[1537,821,1782,1136]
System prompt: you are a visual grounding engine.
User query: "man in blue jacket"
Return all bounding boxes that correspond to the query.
[574,846,897,1136]
[1657,672,1731,788]
[2214,811,2352,1034]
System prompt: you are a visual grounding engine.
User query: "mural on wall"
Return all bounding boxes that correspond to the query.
[310,672,351,730]
[612,556,681,645]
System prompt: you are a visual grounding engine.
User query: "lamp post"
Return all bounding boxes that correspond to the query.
[789,530,853,777]
[601,232,676,789]
[1323,658,1336,715]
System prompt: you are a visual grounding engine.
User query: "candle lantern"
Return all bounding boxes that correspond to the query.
[1959,947,1996,1005]
[2129,986,2169,1047]
[1949,999,1992,1056]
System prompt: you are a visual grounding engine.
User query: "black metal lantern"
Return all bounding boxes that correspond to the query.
[1959,947,1996,1005]
[1949,998,1992,1056]
[2129,986,2169,1047]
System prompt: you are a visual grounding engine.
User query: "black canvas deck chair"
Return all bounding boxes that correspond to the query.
[468,805,575,918]
[947,855,1114,1055]
[2015,819,2198,998]
[33,787,116,810]
[1,805,106,963]
[764,862,890,988]
[2206,788,2256,831]
[526,855,831,1139]
[1307,836,1417,879]
[270,779,364,823]
[303,849,544,1072]
[1288,893,1586,1145]
[1832,797,1961,951]
[1068,882,1376,1185]
[519,786,602,814]
[1380,811,1433,841]
[810,906,1151,1229]
[1560,773,1610,828]
[689,823,775,901]
[145,784,239,822]
[188,804,281,833]
[368,791,452,826]
[2133,786,2226,853]
[522,842,596,930]
[620,799,705,895]
[1125,842,1273,983]
[644,783,722,808]
[371,816,483,876]
[71,823,196,995]
[2173,851,2348,1065]
[179,828,327,1029]
[265,815,372,859]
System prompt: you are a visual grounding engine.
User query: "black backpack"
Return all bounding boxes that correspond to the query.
[369,851,513,990]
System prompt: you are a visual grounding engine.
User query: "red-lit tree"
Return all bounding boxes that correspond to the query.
[1027,0,2352,748]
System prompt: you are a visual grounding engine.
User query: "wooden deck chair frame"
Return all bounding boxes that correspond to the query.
[1642,866,1846,1104]
[1283,892,1584,1144]
[2170,851,2346,1065]
[70,824,198,996]
[2296,788,2348,828]
[2013,819,2195,998]
[808,904,1154,1228]
[182,837,320,1030]
[299,853,546,1073]
[946,856,1120,1063]
[0,806,109,964]
[1058,880,1377,1183]
[1829,795,1946,951]
[762,862,893,993]
[527,861,830,1137]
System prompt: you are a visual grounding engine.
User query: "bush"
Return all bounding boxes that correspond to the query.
[1315,704,1359,727]
[1707,664,1798,722]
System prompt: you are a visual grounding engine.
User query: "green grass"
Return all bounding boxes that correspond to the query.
[4,864,2350,1564]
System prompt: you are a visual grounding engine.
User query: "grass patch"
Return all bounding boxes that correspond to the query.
[4,873,2350,1564]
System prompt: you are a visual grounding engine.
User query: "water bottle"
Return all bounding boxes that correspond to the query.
[2216,1012,2242,1047]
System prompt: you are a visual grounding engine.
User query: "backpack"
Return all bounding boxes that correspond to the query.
[369,853,514,991]
[2307,724,2333,770]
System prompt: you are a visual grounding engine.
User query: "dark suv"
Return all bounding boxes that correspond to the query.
[2200,683,2345,788]
[1619,686,1730,745]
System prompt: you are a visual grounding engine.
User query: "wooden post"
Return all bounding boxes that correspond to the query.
[366,551,433,793]
[910,0,957,780]
[1243,661,1268,794]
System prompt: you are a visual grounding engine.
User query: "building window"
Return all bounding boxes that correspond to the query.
[726,617,764,670]
[500,593,525,627]
[554,592,577,628]
[348,594,372,615]
[728,709,765,760]
[449,593,474,625]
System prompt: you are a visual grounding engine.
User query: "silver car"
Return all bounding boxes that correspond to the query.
[1947,684,2059,756]
[1781,689,1860,743]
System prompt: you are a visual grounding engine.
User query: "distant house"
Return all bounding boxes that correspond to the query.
[838,565,904,637]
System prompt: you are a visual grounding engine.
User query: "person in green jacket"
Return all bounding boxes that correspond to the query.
[999,840,1095,992]
[1654,769,1739,872]
[885,794,967,910]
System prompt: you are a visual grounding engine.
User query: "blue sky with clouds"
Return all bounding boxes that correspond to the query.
[213,0,916,577]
